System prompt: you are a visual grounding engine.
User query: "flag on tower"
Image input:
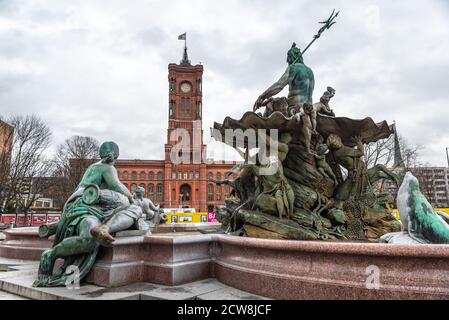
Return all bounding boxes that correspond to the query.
[178,33,186,40]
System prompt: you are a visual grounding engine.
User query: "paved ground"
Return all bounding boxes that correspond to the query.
[0,290,28,300]
[0,257,269,300]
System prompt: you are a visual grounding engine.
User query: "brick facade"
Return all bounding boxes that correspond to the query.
[0,120,13,159]
[0,120,13,177]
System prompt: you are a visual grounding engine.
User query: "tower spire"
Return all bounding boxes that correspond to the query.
[181,45,191,65]
[393,121,404,168]
[178,32,191,66]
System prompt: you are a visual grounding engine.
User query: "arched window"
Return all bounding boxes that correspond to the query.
[197,101,202,118]
[178,172,182,180]
[131,171,137,180]
[157,172,163,180]
[149,171,154,180]
[139,183,146,196]
[156,183,163,201]
[180,184,191,202]
[169,100,176,118]
[208,184,214,201]
[131,183,137,193]
[216,185,222,201]
[224,184,230,197]
[140,171,146,180]
[208,172,213,180]
[148,184,155,200]
[172,171,176,180]
[216,173,222,181]
[189,172,194,179]
[195,172,200,179]
[183,172,188,180]
[123,171,129,180]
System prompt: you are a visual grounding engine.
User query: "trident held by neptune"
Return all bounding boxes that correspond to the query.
[253,9,340,111]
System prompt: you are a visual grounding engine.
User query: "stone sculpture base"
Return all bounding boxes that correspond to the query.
[86,232,214,287]
[2,227,449,299]
[379,231,421,244]
[152,222,222,234]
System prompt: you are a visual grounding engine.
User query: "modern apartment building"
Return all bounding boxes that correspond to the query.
[383,167,449,208]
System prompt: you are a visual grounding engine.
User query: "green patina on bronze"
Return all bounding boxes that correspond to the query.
[213,11,402,241]
[400,173,449,244]
[287,44,315,106]
[33,141,146,287]
[253,43,315,112]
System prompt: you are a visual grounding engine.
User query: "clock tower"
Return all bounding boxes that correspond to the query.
[164,44,208,210]
[114,41,235,213]
[165,45,206,162]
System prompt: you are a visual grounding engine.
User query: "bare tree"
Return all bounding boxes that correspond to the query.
[400,136,423,170]
[365,133,444,206]
[364,133,422,197]
[1,115,52,219]
[51,136,99,208]
[364,134,422,169]
[364,135,395,168]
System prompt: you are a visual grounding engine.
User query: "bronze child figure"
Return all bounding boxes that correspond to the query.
[315,144,338,184]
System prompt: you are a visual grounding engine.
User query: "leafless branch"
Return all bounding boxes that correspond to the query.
[0,115,52,218]
[50,135,99,208]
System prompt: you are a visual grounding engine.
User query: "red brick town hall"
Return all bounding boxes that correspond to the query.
[115,47,234,213]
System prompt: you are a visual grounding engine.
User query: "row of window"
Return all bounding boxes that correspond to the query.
[124,183,164,202]
[181,97,191,113]
[169,100,203,118]
[121,171,163,181]
[207,184,231,202]
[173,171,200,180]
[33,199,53,208]
[123,183,231,203]
[121,171,234,182]
[170,172,233,181]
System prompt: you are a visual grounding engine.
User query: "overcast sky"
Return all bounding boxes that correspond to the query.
[1,0,449,165]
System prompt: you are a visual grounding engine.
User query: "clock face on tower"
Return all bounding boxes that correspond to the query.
[180,82,191,93]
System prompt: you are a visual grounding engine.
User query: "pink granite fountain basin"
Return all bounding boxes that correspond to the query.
[1,227,449,299]
[212,235,449,299]
[0,227,53,261]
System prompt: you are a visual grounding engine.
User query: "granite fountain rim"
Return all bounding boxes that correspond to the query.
[215,234,449,258]
[4,226,449,258]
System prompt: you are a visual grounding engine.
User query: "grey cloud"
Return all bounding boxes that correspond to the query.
[0,0,448,166]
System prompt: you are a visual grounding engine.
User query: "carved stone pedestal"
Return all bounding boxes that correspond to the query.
[86,232,214,287]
